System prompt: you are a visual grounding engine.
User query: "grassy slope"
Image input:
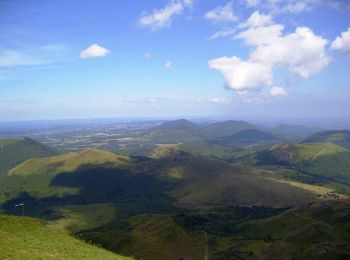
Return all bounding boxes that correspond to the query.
[153,156,323,208]
[258,142,348,165]
[0,214,131,259]
[0,137,58,174]
[0,149,131,199]
[210,200,350,259]
[47,202,116,233]
[82,214,205,260]
[303,130,350,148]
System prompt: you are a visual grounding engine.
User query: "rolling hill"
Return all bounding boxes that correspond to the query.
[0,137,58,174]
[142,119,201,143]
[0,148,332,209]
[82,214,206,260]
[302,130,350,148]
[215,129,279,147]
[210,200,350,259]
[81,200,350,260]
[0,214,131,259]
[1,146,348,259]
[258,142,348,165]
[200,120,255,138]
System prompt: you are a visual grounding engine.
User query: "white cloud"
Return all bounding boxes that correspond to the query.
[331,27,350,55]
[208,97,234,104]
[235,24,284,45]
[211,11,274,41]
[281,1,312,13]
[79,44,110,59]
[139,0,192,30]
[204,2,237,23]
[208,27,236,40]
[208,12,330,97]
[250,27,329,78]
[238,11,273,28]
[270,86,288,96]
[243,0,319,14]
[208,56,273,91]
[165,60,175,70]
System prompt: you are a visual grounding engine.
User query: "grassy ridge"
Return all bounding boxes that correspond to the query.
[303,130,350,148]
[0,137,58,174]
[0,214,131,259]
[81,214,205,260]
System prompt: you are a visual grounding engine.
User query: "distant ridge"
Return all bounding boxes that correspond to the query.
[215,129,279,147]
[200,120,255,138]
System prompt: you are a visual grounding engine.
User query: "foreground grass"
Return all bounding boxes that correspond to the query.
[0,215,132,260]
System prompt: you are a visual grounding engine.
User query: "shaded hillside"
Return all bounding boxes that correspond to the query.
[211,200,350,259]
[200,120,255,138]
[0,149,330,209]
[0,215,131,259]
[0,137,58,174]
[82,214,205,260]
[303,130,350,148]
[81,200,350,260]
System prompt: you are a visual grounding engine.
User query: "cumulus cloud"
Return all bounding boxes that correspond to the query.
[210,11,274,40]
[139,0,192,30]
[250,27,329,78]
[331,27,350,55]
[204,2,237,23]
[208,11,330,97]
[235,24,284,45]
[165,60,175,70]
[270,86,288,96]
[208,56,273,91]
[238,11,273,28]
[79,44,110,59]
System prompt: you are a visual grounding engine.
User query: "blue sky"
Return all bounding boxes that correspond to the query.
[0,0,350,121]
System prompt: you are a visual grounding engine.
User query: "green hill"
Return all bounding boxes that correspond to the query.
[210,200,350,259]
[258,142,348,165]
[141,119,257,144]
[215,129,279,147]
[0,214,131,259]
[200,120,255,138]
[81,200,350,260]
[142,119,201,143]
[82,214,205,260]
[0,137,58,174]
[302,130,350,148]
[0,149,331,209]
